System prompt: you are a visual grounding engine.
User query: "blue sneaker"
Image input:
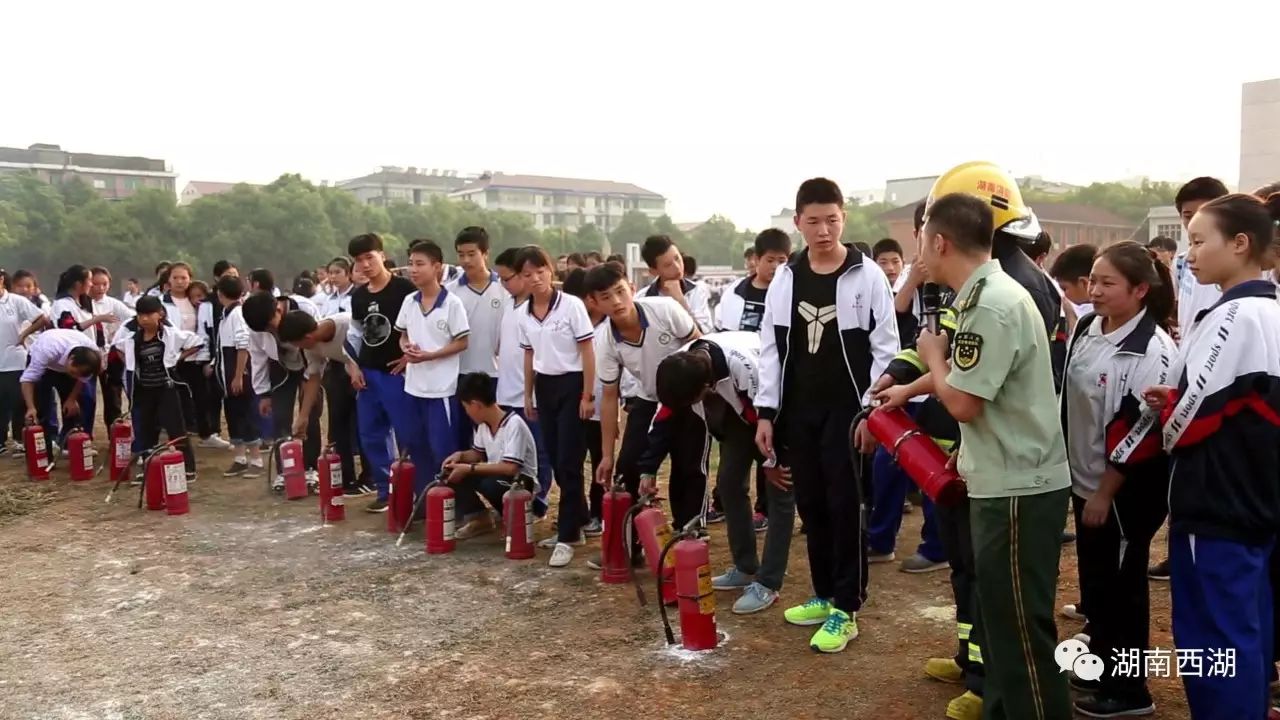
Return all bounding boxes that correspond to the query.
[711,566,753,591]
[733,582,779,615]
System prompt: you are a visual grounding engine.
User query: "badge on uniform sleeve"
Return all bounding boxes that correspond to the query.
[953,332,983,370]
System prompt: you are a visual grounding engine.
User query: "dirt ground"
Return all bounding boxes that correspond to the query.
[0,441,1191,720]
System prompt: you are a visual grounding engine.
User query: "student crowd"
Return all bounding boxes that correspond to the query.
[1,163,1278,720]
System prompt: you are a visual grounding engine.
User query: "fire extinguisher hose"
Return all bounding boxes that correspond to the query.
[396,473,439,547]
[123,436,187,508]
[622,489,654,607]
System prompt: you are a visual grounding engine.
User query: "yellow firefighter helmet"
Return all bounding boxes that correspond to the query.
[925,161,1042,241]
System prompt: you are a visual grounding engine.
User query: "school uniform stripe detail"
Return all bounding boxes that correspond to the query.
[1008,498,1047,720]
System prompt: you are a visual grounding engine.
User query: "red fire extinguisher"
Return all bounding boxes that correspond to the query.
[23,423,51,481]
[66,429,95,482]
[269,437,308,501]
[109,419,133,484]
[387,454,416,534]
[600,476,633,584]
[658,517,718,651]
[425,477,456,555]
[143,448,185,512]
[862,406,966,506]
[633,497,677,606]
[502,476,535,560]
[317,446,345,523]
[159,449,190,516]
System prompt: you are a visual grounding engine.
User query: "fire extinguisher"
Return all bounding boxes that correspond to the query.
[143,445,186,512]
[424,475,456,555]
[108,418,133,485]
[600,475,633,584]
[657,516,718,651]
[632,496,677,606]
[66,429,95,482]
[317,445,345,523]
[502,476,535,560]
[859,406,966,506]
[387,453,416,534]
[23,422,51,481]
[267,437,309,500]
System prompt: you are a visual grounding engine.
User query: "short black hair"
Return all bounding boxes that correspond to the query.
[561,268,588,298]
[743,246,758,260]
[409,240,444,264]
[1147,235,1178,253]
[566,252,587,267]
[216,274,244,300]
[853,242,872,256]
[154,261,171,276]
[277,310,319,344]
[327,256,352,273]
[127,278,139,284]
[606,253,625,265]
[494,247,519,270]
[656,350,713,409]
[683,255,698,277]
[89,266,110,278]
[795,178,844,215]
[457,372,498,405]
[754,229,791,258]
[924,193,995,255]
[242,291,278,332]
[1024,232,1053,261]
[68,346,102,374]
[348,233,384,257]
[640,235,675,268]
[455,226,490,253]
[585,251,604,263]
[292,276,315,297]
[1049,243,1098,281]
[249,268,275,292]
[212,260,234,278]
[872,238,903,260]
[1175,177,1229,212]
[913,201,927,232]
[135,295,164,316]
[583,262,627,295]
[1254,181,1280,200]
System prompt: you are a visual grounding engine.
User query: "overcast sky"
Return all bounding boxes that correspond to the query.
[3,1,1277,228]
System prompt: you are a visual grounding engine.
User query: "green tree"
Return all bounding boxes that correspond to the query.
[575,223,606,254]
[652,215,688,247]
[0,173,68,272]
[843,200,894,246]
[688,215,742,266]
[610,210,656,255]
[60,177,98,211]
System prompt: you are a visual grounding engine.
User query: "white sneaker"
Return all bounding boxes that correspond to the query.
[305,470,319,490]
[199,435,232,449]
[1060,603,1087,622]
[271,475,285,491]
[537,533,585,549]
[549,543,574,567]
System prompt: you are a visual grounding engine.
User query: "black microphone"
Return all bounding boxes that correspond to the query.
[922,282,941,335]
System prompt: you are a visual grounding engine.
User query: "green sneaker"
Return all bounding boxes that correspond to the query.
[809,609,858,653]
[783,597,833,627]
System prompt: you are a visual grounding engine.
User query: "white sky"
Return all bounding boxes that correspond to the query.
[3,1,1278,229]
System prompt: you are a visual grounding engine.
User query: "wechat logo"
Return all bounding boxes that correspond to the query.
[1055,639,1104,681]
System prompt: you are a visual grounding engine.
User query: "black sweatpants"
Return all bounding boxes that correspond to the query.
[1072,475,1167,701]
[0,370,21,445]
[323,361,358,491]
[585,419,604,520]
[937,493,986,696]
[269,367,321,471]
[779,404,868,614]
[134,383,196,472]
[176,361,214,438]
[101,349,126,426]
[534,371,588,544]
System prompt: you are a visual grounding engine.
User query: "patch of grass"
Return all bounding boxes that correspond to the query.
[0,483,53,522]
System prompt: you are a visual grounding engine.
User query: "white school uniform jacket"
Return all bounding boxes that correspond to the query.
[639,278,714,334]
[1059,310,1176,499]
[447,270,506,377]
[1156,280,1280,545]
[111,320,205,374]
[91,295,134,352]
[756,245,900,420]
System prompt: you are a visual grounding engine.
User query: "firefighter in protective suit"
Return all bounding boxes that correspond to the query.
[872,162,1070,720]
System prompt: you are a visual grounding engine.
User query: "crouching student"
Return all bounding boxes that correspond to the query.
[212,275,263,478]
[19,328,102,458]
[112,296,201,476]
[278,310,363,493]
[440,372,540,538]
[1060,242,1176,717]
[1145,194,1280,720]
[651,331,797,616]
[395,240,470,508]
[242,291,322,492]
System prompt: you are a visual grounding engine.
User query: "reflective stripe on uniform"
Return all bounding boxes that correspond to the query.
[957,621,972,641]
[894,348,925,372]
[968,642,983,664]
